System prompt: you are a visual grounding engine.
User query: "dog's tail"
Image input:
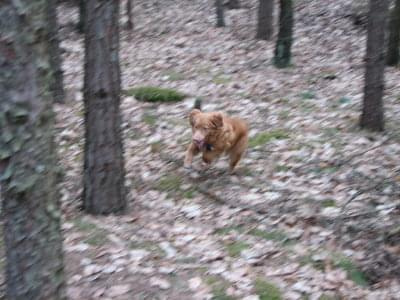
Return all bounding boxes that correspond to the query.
[193,97,202,110]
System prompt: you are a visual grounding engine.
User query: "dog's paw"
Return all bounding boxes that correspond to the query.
[183,164,193,174]
[200,161,211,171]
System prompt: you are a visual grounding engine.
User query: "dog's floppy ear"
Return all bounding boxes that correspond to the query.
[189,109,201,126]
[210,112,223,128]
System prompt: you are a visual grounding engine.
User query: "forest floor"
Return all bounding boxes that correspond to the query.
[4,0,400,299]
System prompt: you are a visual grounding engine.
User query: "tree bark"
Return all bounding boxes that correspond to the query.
[83,0,127,215]
[0,1,66,299]
[48,0,65,103]
[126,0,133,30]
[386,0,400,66]
[360,0,390,131]
[77,0,86,33]
[274,0,293,68]
[256,0,274,40]
[227,0,240,9]
[216,0,225,27]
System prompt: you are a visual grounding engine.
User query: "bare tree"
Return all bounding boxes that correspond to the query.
[78,0,85,33]
[386,0,400,66]
[216,0,225,27]
[126,0,134,30]
[360,0,390,131]
[83,0,127,214]
[256,0,274,40]
[227,0,240,9]
[274,0,293,68]
[0,1,66,299]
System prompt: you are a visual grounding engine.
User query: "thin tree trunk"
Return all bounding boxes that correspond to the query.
[386,0,400,66]
[274,0,293,68]
[126,0,133,30]
[256,0,274,40]
[48,0,65,103]
[360,0,390,131]
[0,1,66,299]
[77,0,86,33]
[227,0,240,9]
[216,0,225,27]
[83,0,126,214]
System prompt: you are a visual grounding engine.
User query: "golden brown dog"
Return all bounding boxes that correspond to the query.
[184,109,248,172]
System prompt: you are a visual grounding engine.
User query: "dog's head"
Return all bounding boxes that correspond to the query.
[189,109,223,148]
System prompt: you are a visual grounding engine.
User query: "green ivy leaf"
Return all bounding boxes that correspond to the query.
[0,148,12,160]
[0,164,13,181]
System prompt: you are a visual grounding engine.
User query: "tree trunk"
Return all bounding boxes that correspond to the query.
[83,0,126,215]
[77,0,86,33]
[256,0,274,40]
[48,0,65,103]
[274,0,293,68]
[216,0,225,27]
[360,0,390,131]
[227,0,240,9]
[126,0,133,30]
[386,0,400,66]
[0,1,66,299]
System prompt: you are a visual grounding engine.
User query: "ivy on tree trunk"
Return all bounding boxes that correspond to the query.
[48,0,65,103]
[0,1,66,299]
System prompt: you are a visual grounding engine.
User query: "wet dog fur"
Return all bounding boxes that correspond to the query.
[184,109,248,172]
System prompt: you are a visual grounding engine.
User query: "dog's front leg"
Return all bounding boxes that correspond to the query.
[184,143,199,168]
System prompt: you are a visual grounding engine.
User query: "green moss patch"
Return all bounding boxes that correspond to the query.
[162,70,186,81]
[73,218,108,246]
[254,279,282,300]
[225,241,249,257]
[157,174,182,192]
[142,113,157,126]
[249,229,289,244]
[321,199,336,208]
[249,130,289,147]
[215,225,245,235]
[333,255,369,287]
[204,275,236,300]
[212,74,231,85]
[299,91,315,100]
[124,86,185,102]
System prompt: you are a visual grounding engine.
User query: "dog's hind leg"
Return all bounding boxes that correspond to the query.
[229,134,248,172]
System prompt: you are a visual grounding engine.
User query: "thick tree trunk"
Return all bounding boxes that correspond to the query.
[360,0,390,131]
[386,0,400,66]
[227,0,240,9]
[0,1,66,299]
[216,0,225,27]
[48,0,65,103]
[83,0,126,215]
[77,0,86,33]
[256,0,274,40]
[274,0,293,68]
[126,0,134,30]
